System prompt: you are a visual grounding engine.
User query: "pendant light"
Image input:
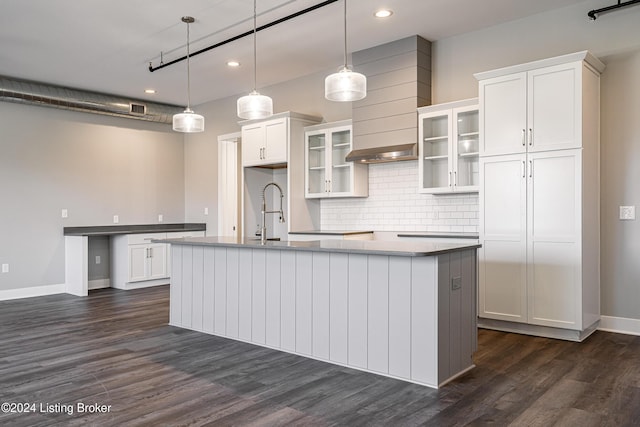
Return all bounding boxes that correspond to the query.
[237,0,273,120]
[325,0,366,102]
[173,16,205,133]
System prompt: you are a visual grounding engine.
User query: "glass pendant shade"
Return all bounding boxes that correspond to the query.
[173,108,205,133]
[325,66,367,102]
[237,90,273,120]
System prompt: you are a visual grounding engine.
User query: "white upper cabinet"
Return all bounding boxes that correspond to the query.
[241,117,288,167]
[418,99,479,194]
[477,52,604,156]
[304,120,368,198]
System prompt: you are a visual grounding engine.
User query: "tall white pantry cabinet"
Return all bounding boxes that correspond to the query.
[475,51,605,341]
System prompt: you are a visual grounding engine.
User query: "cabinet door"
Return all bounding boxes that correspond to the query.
[479,72,527,156]
[479,154,527,322]
[419,110,452,193]
[241,124,263,166]
[328,127,352,195]
[528,63,582,152]
[147,243,168,280]
[265,119,287,163]
[453,106,479,192]
[128,245,149,282]
[305,130,327,197]
[527,150,581,328]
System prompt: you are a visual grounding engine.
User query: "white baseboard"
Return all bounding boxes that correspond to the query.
[0,284,65,301]
[599,316,640,336]
[88,279,111,290]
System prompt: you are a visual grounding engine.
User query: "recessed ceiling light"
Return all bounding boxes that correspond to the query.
[227,60,240,67]
[144,89,156,94]
[374,9,393,18]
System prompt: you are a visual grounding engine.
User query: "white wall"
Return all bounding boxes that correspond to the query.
[0,102,184,291]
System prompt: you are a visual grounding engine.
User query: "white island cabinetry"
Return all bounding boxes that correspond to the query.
[163,237,479,389]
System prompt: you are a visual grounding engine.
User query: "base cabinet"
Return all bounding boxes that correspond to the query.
[111,231,204,290]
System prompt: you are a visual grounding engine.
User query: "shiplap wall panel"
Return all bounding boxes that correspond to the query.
[312,252,331,360]
[202,247,215,333]
[238,248,253,341]
[226,248,240,338]
[252,249,267,344]
[280,251,297,352]
[168,246,478,389]
[214,248,227,335]
[296,251,313,355]
[191,246,205,331]
[329,253,349,364]
[265,250,282,348]
[438,254,451,383]
[368,255,390,374]
[411,256,438,385]
[388,257,412,379]
[348,254,368,369]
[169,245,182,325]
[181,246,194,329]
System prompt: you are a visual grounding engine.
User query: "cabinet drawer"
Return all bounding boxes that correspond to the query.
[127,233,166,245]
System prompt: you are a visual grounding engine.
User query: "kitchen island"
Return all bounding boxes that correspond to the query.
[158,236,480,388]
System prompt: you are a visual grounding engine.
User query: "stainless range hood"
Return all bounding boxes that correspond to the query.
[345,143,417,164]
[347,36,431,163]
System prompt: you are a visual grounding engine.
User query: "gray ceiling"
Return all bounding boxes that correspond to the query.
[1,0,589,107]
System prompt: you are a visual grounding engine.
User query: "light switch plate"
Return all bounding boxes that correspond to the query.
[204,207,209,215]
[61,209,68,218]
[1,264,8,273]
[113,215,119,224]
[95,256,101,265]
[620,206,635,220]
[158,214,163,222]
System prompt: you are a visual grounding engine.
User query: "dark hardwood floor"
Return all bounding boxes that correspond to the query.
[0,286,638,426]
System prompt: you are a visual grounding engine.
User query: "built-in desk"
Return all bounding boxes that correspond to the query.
[63,223,206,296]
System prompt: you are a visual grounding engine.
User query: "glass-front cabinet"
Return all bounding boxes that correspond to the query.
[418,99,479,194]
[305,120,368,198]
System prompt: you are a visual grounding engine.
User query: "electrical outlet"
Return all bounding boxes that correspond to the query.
[1,264,8,273]
[95,256,101,265]
[158,214,163,222]
[113,215,119,224]
[451,276,462,290]
[620,206,635,220]
[61,209,68,218]
[204,207,209,215]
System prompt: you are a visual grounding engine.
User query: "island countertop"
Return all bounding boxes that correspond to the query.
[154,236,480,257]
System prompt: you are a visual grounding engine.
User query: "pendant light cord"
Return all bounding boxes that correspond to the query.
[343,0,347,67]
[186,20,192,109]
[253,0,258,91]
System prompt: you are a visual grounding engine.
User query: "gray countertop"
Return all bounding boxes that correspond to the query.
[397,232,479,239]
[289,230,374,236]
[64,223,206,236]
[155,236,480,257]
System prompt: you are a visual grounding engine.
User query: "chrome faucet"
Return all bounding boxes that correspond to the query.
[261,182,285,243]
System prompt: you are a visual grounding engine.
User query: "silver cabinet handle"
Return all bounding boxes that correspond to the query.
[522,161,525,178]
[149,247,153,258]
[528,128,533,146]
[454,171,457,186]
[522,129,526,146]
[328,179,332,192]
[529,160,533,178]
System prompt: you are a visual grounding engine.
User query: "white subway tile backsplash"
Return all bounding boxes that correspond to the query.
[320,162,479,233]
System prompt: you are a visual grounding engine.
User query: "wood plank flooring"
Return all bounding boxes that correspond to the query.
[0,286,638,426]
